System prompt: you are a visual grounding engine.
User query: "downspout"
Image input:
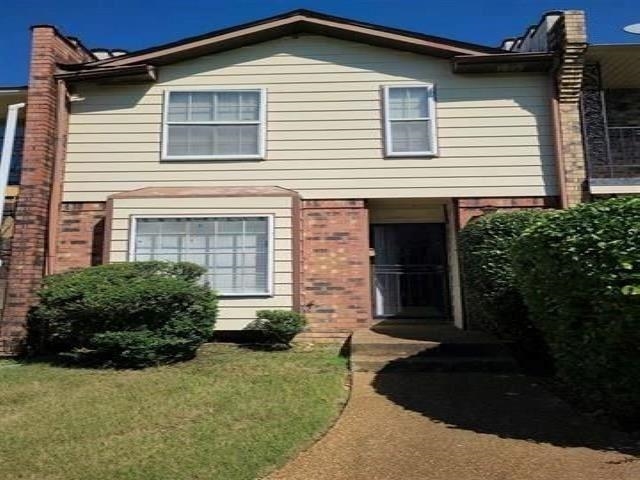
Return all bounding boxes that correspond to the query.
[0,102,26,266]
[550,78,569,209]
[45,80,68,275]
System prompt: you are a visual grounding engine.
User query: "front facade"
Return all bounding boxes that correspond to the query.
[0,9,624,352]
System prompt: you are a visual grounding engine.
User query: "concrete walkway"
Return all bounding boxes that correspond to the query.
[268,363,639,479]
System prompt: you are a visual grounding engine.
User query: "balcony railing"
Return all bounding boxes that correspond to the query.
[591,126,640,180]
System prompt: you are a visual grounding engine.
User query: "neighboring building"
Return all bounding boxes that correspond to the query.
[0,9,627,353]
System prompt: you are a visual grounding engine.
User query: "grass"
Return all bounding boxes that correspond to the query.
[0,343,349,480]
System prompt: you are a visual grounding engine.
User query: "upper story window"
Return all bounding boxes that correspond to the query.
[162,89,265,160]
[383,85,437,157]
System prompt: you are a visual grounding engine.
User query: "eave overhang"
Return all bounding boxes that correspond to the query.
[452,52,555,73]
[55,64,157,84]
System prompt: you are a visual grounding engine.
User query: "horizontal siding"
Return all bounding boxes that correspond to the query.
[369,199,446,223]
[65,35,556,201]
[109,195,294,329]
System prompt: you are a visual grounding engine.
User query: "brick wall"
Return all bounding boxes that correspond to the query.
[454,197,558,229]
[56,203,106,273]
[299,200,372,336]
[548,11,589,206]
[0,27,93,354]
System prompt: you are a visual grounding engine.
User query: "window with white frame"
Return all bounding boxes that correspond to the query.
[163,90,264,159]
[132,216,271,295]
[383,85,437,156]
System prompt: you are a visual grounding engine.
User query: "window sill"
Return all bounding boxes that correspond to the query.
[161,155,265,161]
[217,292,274,298]
[385,152,438,158]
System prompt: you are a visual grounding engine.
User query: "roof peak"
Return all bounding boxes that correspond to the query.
[60,9,502,72]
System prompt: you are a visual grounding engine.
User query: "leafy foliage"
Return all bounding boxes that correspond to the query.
[512,197,640,426]
[247,310,307,348]
[29,261,218,368]
[458,210,548,350]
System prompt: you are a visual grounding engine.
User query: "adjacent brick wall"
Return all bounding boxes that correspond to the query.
[454,197,558,229]
[56,203,106,273]
[300,200,372,335]
[0,27,93,354]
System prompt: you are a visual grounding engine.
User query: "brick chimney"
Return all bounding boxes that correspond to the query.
[0,26,93,354]
[547,11,590,206]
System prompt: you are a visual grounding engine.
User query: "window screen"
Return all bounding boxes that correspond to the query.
[385,86,436,155]
[165,90,262,158]
[133,217,270,295]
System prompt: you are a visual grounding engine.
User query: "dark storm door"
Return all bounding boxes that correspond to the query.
[372,223,448,318]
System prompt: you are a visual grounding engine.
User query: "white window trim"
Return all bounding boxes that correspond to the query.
[161,87,267,161]
[128,213,275,297]
[382,84,438,157]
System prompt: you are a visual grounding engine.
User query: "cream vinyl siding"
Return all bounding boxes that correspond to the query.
[368,198,446,223]
[108,195,293,330]
[65,35,556,202]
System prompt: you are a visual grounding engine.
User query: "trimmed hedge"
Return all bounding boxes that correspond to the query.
[29,261,218,368]
[512,197,640,426]
[458,210,548,348]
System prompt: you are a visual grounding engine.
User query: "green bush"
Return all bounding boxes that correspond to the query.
[512,197,640,426]
[247,310,307,348]
[29,261,218,368]
[458,210,548,347]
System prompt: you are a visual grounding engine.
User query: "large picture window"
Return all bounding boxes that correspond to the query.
[132,216,272,296]
[163,89,265,160]
[383,85,437,156]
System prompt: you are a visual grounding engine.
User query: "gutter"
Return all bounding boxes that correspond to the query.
[452,52,554,73]
[55,64,157,83]
[0,102,25,266]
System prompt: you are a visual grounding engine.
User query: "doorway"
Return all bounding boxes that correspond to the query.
[371,223,449,319]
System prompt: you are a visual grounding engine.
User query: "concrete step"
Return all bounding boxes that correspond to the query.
[351,354,519,373]
[351,340,511,357]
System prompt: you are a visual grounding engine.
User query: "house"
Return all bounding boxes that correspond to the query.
[0,9,612,353]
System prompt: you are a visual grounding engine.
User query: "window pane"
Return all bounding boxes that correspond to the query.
[214,91,260,121]
[213,125,259,155]
[190,92,215,121]
[239,91,260,121]
[159,219,187,234]
[388,88,429,119]
[168,92,189,121]
[390,120,431,152]
[136,219,160,234]
[167,125,258,156]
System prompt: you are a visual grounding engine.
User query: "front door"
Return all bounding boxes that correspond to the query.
[372,223,449,319]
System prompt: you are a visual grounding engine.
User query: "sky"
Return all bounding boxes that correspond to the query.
[1,0,639,86]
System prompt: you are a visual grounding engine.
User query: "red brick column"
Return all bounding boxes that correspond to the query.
[0,27,93,354]
[300,200,372,337]
[454,197,559,229]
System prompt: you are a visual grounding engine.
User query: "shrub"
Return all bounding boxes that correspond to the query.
[458,210,548,348]
[246,310,307,348]
[512,197,640,426]
[29,261,218,368]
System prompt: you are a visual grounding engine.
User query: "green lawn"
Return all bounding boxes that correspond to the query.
[0,344,348,480]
